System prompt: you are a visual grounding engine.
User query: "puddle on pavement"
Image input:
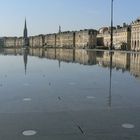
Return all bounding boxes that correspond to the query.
[22,130,37,136]
[23,98,32,101]
[86,96,96,99]
[121,123,135,129]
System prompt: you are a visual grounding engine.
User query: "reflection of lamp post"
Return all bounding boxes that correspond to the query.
[110,0,114,50]
[108,52,113,109]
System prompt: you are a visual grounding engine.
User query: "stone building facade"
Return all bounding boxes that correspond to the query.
[0,38,4,47]
[15,37,24,47]
[102,25,131,50]
[57,31,75,48]
[56,33,61,47]
[3,37,17,47]
[44,34,56,47]
[39,29,97,49]
[75,29,97,49]
[29,35,45,47]
[2,18,140,51]
[131,18,140,51]
[97,27,108,46]
[29,37,34,47]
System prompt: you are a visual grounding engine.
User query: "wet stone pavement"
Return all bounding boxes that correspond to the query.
[0,48,140,140]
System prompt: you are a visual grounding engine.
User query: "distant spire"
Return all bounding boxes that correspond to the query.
[23,18,28,46]
[25,18,27,30]
[59,25,61,33]
[24,18,28,39]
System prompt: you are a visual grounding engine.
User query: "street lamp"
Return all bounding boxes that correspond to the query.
[110,0,114,50]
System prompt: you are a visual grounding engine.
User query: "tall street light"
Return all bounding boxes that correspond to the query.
[110,0,114,50]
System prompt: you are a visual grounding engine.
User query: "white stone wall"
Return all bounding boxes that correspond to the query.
[131,22,140,51]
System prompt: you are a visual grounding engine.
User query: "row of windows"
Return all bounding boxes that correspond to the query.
[132,27,140,31]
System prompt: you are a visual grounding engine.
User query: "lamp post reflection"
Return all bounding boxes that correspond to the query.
[108,52,113,109]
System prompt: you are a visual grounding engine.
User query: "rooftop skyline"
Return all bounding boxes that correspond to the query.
[0,0,140,37]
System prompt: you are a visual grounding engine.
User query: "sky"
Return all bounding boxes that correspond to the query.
[0,0,140,37]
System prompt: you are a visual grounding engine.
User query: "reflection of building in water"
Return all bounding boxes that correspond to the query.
[29,48,44,58]
[131,18,140,51]
[1,48,140,79]
[2,48,140,78]
[130,53,140,77]
[75,50,90,64]
[113,52,130,71]
[27,48,133,71]
[58,49,75,62]
[44,49,56,59]
[2,48,22,55]
[43,49,96,65]
[75,50,96,65]
[97,52,130,71]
